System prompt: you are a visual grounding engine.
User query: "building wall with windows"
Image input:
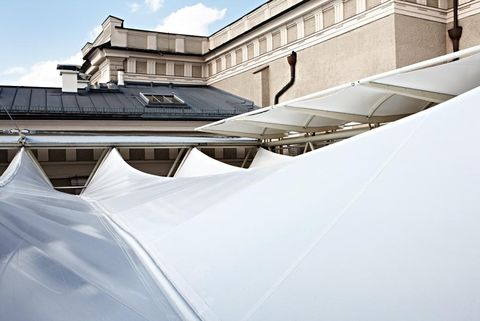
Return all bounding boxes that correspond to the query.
[82,0,480,106]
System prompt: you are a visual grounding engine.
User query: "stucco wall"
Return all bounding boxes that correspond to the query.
[446,14,480,52]
[213,15,397,106]
[394,14,446,68]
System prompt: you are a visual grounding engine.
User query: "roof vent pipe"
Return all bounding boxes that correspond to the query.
[274,51,297,105]
[57,64,80,93]
[117,69,125,86]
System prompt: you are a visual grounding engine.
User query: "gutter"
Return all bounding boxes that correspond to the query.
[274,51,297,105]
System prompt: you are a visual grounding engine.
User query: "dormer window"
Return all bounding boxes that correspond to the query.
[140,93,185,107]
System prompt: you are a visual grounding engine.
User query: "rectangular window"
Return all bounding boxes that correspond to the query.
[235,48,243,65]
[343,0,356,19]
[223,148,237,160]
[225,53,232,69]
[216,58,222,73]
[174,63,184,77]
[48,149,66,162]
[287,23,298,43]
[202,148,215,158]
[76,149,94,161]
[192,65,202,78]
[259,37,267,55]
[129,149,145,161]
[0,150,7,163]
[304,16,316,36]
[323,7,335,28]
[136,61,147,74]
[156,62,166,75]
[154,149,170,160]
[272,31,281,49]
[140,93,184,106]
[247,43,254,60]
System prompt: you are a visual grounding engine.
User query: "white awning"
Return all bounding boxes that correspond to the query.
[197,45,480,138]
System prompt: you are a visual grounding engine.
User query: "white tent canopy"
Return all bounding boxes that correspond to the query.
[2,83,480,320]
[197,45,480,138]
[174,147,244,177]
[249,147,291,168]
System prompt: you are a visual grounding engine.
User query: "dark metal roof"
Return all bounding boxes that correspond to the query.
[0,83,256,121]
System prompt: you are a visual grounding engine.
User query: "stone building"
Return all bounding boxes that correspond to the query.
[82,0,480,107]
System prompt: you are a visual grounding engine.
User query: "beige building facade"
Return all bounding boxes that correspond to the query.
[83,0,480,106]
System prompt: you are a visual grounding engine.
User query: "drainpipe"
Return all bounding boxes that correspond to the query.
[448,0,462,52]
[274,51,297,105]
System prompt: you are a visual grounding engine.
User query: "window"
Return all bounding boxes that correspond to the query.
[156,62,166,75]
[140,93,185,106]
[154,149,170,160]
[76,149,94,161]
[129,149,145,161]
[259,37,267,55]
[247,43,254,60]
[287,23,298,43]
[192,65,202,78]
[225,53,232,69]
[223,148,237,159]
[272,31,281,49]
[216,58,222,73]
[174,63,184,77]
[304,16,316,36]
[136,61,147,74]
[0,150,7,163]
[202,148,215,158]
[235,48,243,65]
[48,149,66,162]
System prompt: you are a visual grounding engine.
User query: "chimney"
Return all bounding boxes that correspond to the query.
[117,69,125,86]
[57,64,80,93]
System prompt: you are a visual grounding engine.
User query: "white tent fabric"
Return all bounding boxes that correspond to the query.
[2,86,480,320]
[201,107,346,138]
[198,46,480,138]
[0,150,184,321]
[249,148,291,168]
[174,147,243,177]
[373,51,480,95]
[84,86,480,321]
[286,85,429,122]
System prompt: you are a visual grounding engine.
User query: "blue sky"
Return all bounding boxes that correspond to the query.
[0,0,265,86]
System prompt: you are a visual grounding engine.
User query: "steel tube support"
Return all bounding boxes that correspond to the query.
[264,128,369,147]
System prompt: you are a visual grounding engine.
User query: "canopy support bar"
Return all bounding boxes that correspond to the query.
[364,82,455,103]
[265,128,369,147]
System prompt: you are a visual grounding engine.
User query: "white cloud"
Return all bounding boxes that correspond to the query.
[89,25,103,42]
[145,0,163,12]
[128,2,141,13]
[1,66,27,76]
[129,0,163,13]
[155,3,226,35]
[3,52,83,87]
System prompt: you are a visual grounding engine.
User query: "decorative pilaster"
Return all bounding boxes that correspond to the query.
[147,60,155,74]
[147,34,157,50]
[266,33,273,51]
[126,58,136,73]
[315,11,323,31]
[334,0,344,23]
[356,0,366,13]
